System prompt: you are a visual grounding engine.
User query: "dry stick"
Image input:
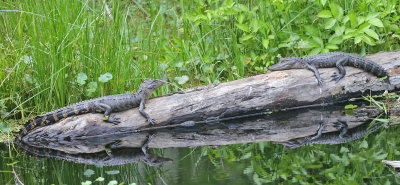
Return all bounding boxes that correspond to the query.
[12,165,24,185]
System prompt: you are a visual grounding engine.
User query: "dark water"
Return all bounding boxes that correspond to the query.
[2,105,400,184]
[1,126,400,184]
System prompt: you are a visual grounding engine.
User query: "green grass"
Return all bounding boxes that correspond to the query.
[0,0,399,133]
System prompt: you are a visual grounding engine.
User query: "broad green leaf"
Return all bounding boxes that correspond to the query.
[359,140,368,149]
[159,63,168,71]
[345,104,358,109]
[85,82,98,96]
[348,13,357,28]
[363,28,379,40]
[329,35,343,44]
[236,23,250,32]
[366,12,381,20]
[240,152,252,160]
[304,25,320,36]
[262,39,269,49]
[98,72,113,83]
[237,14,245,24]
[340,147,349,153]
[76,72,88,86]
[321,48,330,53]
[330,154,342,162]
[81,181,92,185]
[368,18,384,27]
[320,0,327,6]
[95,177,105,182]
[235,4,249,12]
[309,48,322,55]
[84,169,95,177]
[268,35,275,39]
[105,170,120,175]
[175,75,189,85]
[250,19,261,32]
[354,36,362,44]
[317,10,332,18]
[326,44,338,49]
[241,34,255,41]
[330,3,343,19]
[343,28,356,39]
[358,16,366,25]
[325,18,336,29]
[312,36,324,47]
[342,15,350,24]
[107,180,118,185]
[374,153,388,160]
[334,26,345,35]
[305,39,320,48]
[358,22,371,32]
[362,35,376,45]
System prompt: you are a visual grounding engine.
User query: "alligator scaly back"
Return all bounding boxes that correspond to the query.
[269,52,390,86]
[14,77,167,143]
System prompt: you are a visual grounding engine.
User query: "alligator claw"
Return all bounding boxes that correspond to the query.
[147,118,156,125]
[333,121,346,129]
[106,116,121,125]
[317,79,324,86]
[108,140,122,149]
[331,72,344,82]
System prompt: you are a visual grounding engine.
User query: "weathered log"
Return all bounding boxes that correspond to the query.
[22,102,400,154]
[22,50,400,152]
[382,160,400,176]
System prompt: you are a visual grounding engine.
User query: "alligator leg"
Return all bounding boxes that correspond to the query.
[333,121,349,138]
[308,122,326,141]
[305,63,323,86]
[141,133,172,166]
[104,140,122,158]
[141,134,155,155]
[139,100,155,125]
[331,57,349,82]
[92,103,121,124]
[294,123,325,147]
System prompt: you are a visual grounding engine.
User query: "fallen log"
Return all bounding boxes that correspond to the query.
[382,160,400,176]
[40,51,400,124]
[23,104,400,153]
[21,50,400,150]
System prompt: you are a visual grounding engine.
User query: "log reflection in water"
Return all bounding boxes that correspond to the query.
[22,104,387,152]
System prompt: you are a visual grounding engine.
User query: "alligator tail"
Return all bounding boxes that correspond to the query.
[349,57,388,78]
[13,138,80,162]
[15,105,92,141]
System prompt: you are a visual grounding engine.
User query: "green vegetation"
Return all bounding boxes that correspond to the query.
[0,0,399,184]
[204,124,400,184]
[1,0,399,124]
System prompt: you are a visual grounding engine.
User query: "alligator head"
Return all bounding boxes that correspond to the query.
[268,57,306,71]
[137,77,168,98]
[139,77,168,91]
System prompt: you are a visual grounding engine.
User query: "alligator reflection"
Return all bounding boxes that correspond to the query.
[274,121,383,148]
[15,134,171,166]
[16,104,385,166]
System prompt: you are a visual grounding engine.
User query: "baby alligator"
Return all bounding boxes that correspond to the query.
[15,78,167,142]
[268,52,389,86]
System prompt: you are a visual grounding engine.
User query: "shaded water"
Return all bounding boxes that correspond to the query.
[1,104,400,184]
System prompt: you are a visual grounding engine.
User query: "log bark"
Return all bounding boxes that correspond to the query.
[23,105,400,153]
[22,50,400,152]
